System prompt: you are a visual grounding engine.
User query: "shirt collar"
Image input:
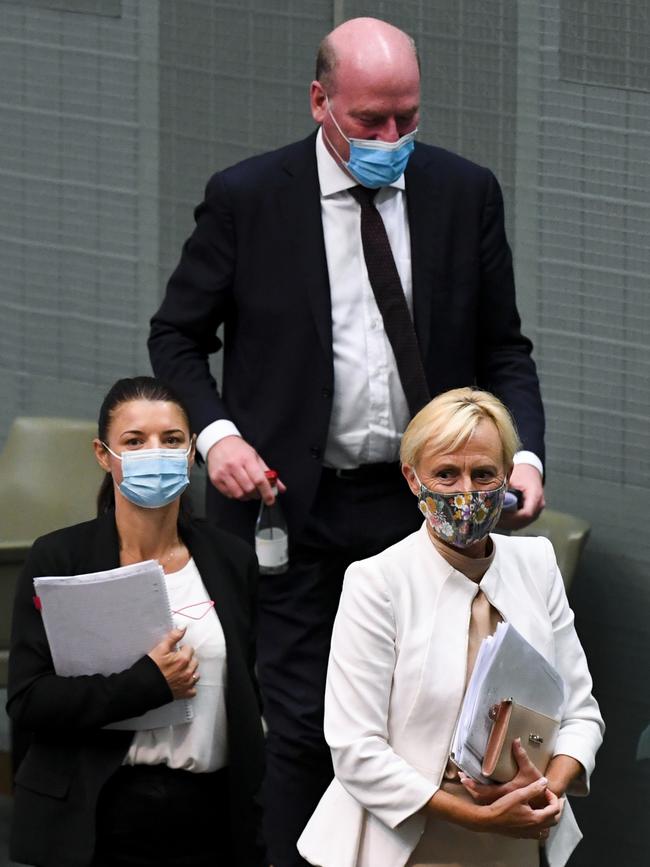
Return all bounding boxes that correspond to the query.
[315,126,406,197]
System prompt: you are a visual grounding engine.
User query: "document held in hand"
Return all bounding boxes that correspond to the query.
[450,621,564,782]
[33,560,193,730]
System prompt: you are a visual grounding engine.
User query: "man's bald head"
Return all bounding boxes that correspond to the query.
[315,18,419,95]
[310,17,420,168]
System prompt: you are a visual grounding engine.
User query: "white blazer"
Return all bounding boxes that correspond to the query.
[298,524,604,867]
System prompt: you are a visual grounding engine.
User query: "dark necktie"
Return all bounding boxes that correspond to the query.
[349,185,430,416]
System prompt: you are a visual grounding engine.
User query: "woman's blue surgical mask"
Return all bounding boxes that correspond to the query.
[103,443,192,509]
[412,470,507,548]
[324,99,417,189]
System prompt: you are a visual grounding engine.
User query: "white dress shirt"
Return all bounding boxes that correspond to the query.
[196,130,542,475]
[316,128,413,468]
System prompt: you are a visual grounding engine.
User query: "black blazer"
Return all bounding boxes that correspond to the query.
[7,512,265,867]
[149,131,545,540]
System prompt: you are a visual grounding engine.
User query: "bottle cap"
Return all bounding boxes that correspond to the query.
[264,469,278,483]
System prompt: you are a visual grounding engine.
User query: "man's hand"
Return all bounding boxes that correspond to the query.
[498,464,545,530]
[207,435,286,505]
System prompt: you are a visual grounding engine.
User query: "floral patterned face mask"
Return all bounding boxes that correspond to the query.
[412,471,507,548]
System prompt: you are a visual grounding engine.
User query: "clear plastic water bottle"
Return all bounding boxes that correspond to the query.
[254,469,289,574]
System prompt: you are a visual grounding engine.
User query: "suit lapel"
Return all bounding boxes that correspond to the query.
[277,132,333,363]
[405,149,443,367]
[274,136,443,371]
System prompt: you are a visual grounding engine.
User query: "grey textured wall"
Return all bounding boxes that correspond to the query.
[520,4,650,863]
[156,0,332,304]
[0,0,160,435]
[0,1,648,862]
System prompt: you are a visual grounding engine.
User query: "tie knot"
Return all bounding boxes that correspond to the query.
[349,185,378,208]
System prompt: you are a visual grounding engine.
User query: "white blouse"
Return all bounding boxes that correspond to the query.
[124,558,228,773]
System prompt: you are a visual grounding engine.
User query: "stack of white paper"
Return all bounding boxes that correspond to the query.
[34,560,193,730]
[450,622,564,781]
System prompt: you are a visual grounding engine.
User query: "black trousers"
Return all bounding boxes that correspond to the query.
[257,466,421,867]
[91,764,232,867]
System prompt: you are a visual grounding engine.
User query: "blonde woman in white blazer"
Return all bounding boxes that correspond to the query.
[299,388,603,867]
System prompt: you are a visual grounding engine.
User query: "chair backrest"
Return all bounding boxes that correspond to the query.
[0,417,103,687]
[511,507,590,591]
[0,416,102,543]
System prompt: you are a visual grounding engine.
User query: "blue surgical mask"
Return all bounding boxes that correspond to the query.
[103,443,191,509]
[325,99,417,189]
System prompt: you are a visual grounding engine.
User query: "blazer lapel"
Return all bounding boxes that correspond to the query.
[277,132,333,363]
[86,512,121,573]
[405,148,443,368]
[480,546,555,660]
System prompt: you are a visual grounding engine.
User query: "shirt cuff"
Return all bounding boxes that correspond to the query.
[512,450,544,477]
[196,420,242,460]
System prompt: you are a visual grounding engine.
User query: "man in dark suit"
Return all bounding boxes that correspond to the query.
[149,17,546,866]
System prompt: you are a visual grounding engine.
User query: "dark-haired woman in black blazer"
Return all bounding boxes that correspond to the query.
[7,376,265,867]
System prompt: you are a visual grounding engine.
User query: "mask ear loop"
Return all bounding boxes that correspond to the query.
[321,95,355,175]
[324,96,350,143]
[101,442,122,460]
[410,468,426,494]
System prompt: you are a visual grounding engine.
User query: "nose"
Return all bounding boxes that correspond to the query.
[378,117,400,142]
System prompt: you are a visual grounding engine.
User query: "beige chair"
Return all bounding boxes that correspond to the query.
[511,508,590,591]
[0,416,103,687]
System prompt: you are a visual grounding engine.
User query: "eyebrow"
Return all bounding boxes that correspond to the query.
[119,428,186,436]
[352,107,419,121]
[430,461,499,472]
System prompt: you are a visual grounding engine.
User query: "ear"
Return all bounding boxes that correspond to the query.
[188,436,197,470]
[402,464,421,497]
[505,463,514,485]
[93,438,111,474]
[310,80,328,124]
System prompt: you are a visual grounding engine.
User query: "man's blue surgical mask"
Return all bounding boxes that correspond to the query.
[324,99,417,189]
[103,443,191,509]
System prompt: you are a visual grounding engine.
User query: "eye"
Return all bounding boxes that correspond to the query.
[164,435,184,446]
[124,436,143,448]
[473,468,500,484]
[356,114,383,129]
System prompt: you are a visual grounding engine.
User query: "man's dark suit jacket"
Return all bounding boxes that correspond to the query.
[7,512,265,867]
[149,130,544,540]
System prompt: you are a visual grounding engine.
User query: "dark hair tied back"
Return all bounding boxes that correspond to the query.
[96,376,192,516]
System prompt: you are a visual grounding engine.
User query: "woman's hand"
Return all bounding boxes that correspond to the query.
[459,738,542,805]
[148,626,200,699]
[475,778,563,839]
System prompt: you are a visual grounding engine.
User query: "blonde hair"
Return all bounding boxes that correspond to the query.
[400,387,520,470]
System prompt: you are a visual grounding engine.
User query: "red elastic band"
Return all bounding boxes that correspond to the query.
[171,600,215,621]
